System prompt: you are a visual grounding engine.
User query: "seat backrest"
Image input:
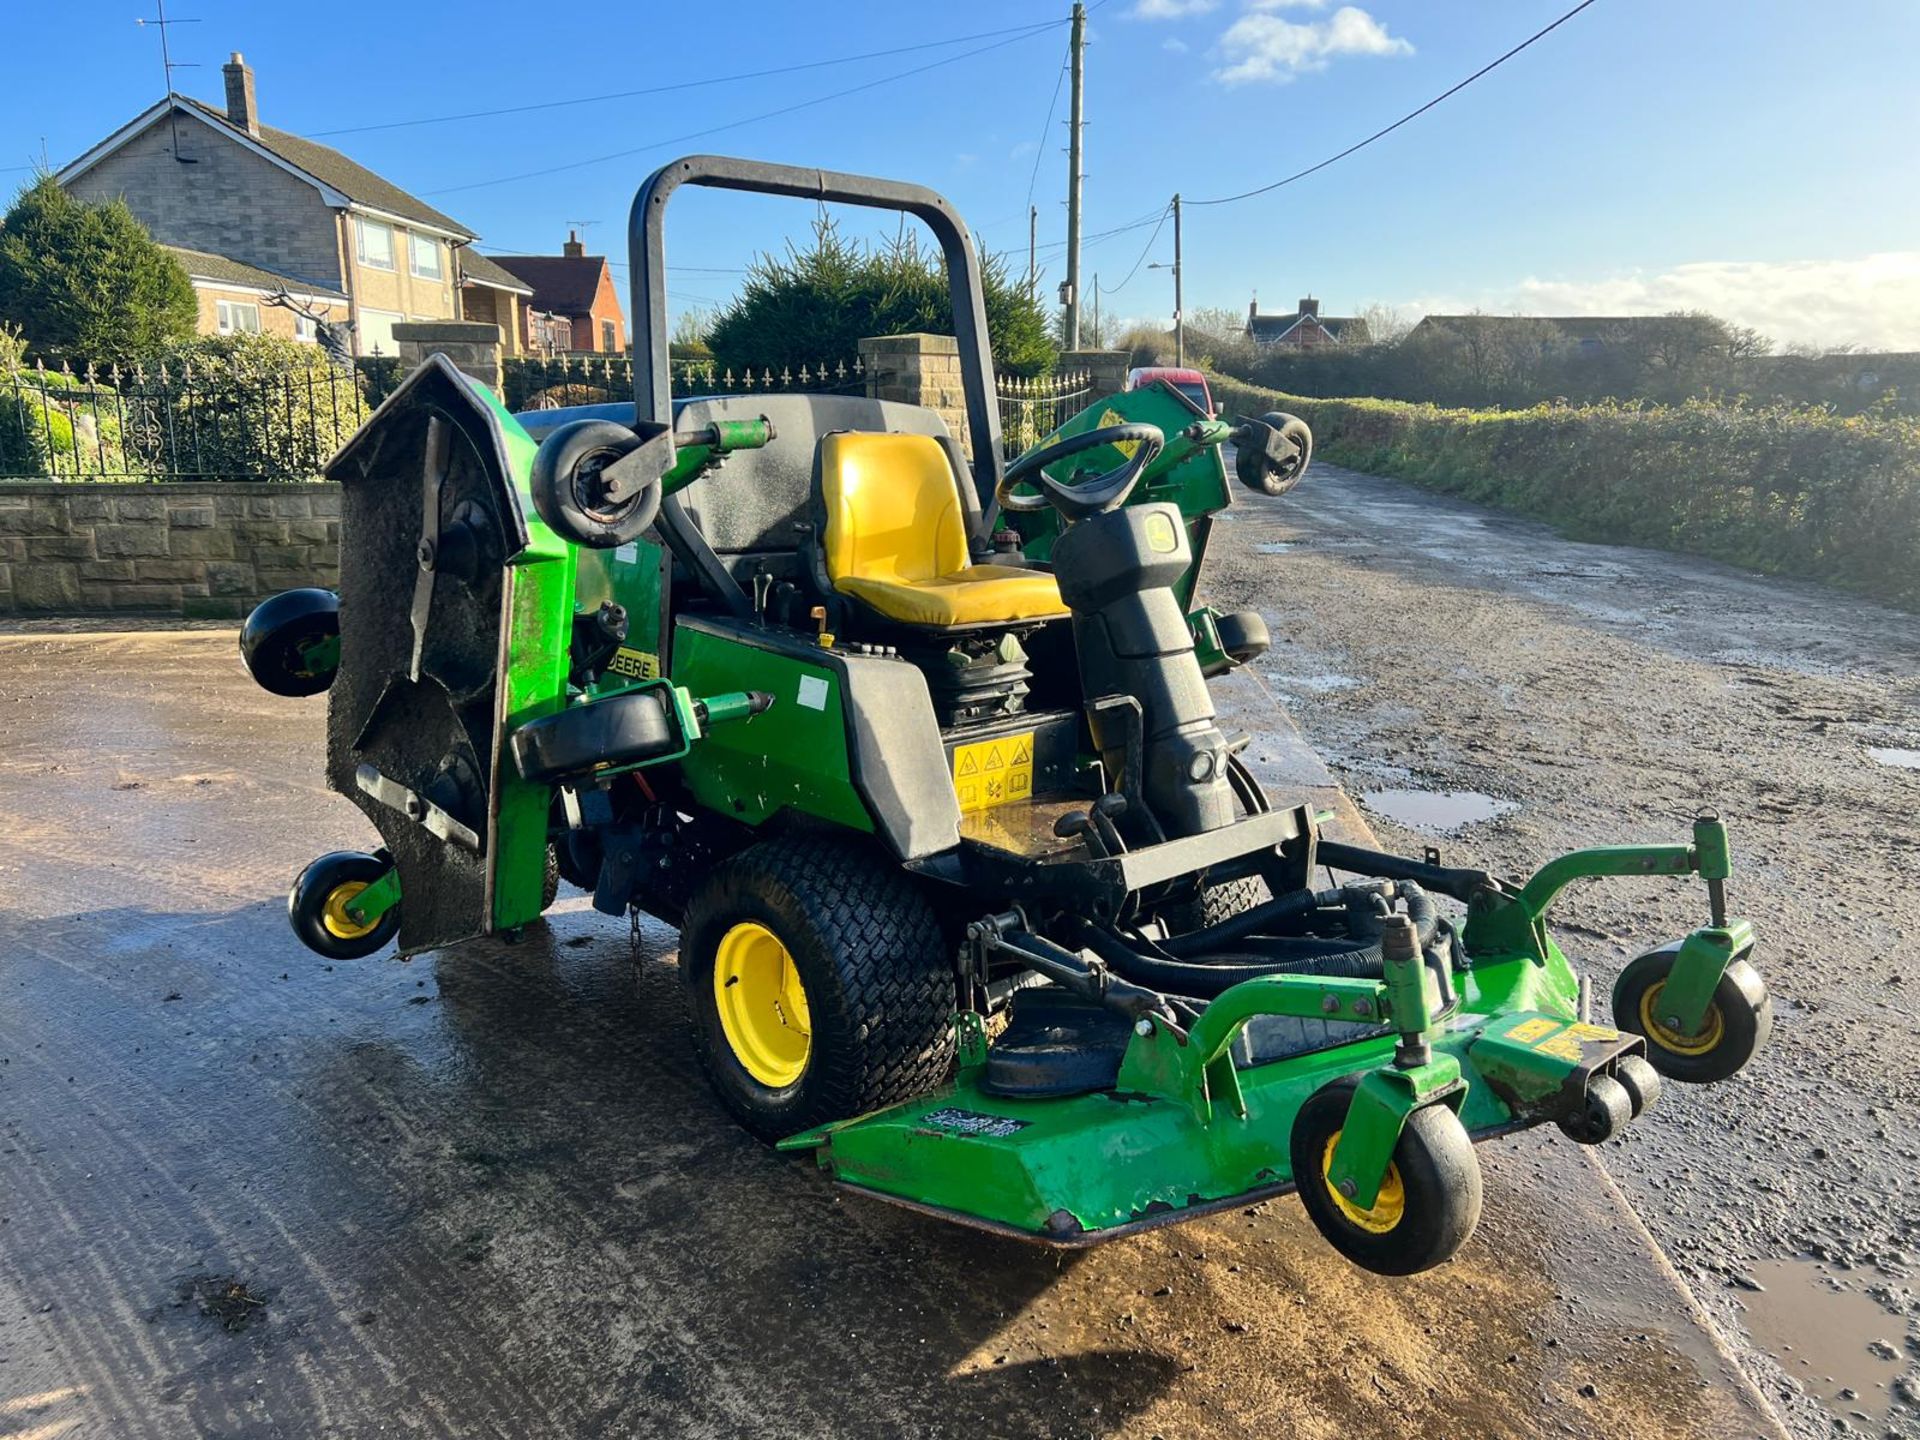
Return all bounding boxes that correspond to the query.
[819,431,971,587]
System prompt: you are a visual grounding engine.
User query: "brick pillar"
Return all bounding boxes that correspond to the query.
[1059,348,1130,403]
[859,332,971,459]
[393,321,503,391]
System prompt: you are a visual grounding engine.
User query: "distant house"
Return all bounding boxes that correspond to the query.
[57,53,532,357]
[489,234,628,355]
[1246,297,1369,349]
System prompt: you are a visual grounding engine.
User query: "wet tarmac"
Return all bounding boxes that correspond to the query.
[0,624,1787,1438]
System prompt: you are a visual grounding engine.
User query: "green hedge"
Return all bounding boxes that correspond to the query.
[1210,375,1920,610]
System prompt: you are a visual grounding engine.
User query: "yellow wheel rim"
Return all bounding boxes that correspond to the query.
[713,921,812,1088]
[1321,1131,1406,1235]
[1639,980,1724,1057]
[320,881,377,941]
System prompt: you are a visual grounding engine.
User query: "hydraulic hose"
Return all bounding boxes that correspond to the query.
[1084,882,1444,1001]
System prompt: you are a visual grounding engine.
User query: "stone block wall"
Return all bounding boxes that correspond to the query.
[859,333,972,458]
[1060,349,1131,403]
[0,483,338,618]
[394,322,503,390]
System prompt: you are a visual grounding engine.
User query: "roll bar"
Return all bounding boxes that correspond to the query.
[628,154,1006,508]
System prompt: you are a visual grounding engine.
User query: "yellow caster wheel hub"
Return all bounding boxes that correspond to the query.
[1639,980,1724,1057]
[1322,1131,1406,1235]
[321,881,377,941]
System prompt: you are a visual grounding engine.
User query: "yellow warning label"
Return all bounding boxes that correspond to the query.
[952,730,1035,813]
[1506,1017,1560,1044]
[1097,407,1139,457]
[607,647,659,680]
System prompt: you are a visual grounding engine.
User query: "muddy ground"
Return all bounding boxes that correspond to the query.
[0,466,1875,1437]
[1207,462,1920,1439]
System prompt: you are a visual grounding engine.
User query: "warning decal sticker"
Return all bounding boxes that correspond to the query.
[951,729,1035,813]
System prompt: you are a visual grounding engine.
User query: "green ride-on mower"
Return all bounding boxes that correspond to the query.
[241,155,1771,1275]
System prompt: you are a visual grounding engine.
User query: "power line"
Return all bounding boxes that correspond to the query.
[1188,0,1602,207]
[310,19,1064,139]
[1096,202,1170,298]
[423,25,1062,198]
[1024,35,1070,220]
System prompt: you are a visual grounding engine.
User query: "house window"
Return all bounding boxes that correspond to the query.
[293,314,318,343]
[357,308,406,356]
[355,217,395,271]
[601,318,616,352]
[408,232,442,280]
[216,300,261,335]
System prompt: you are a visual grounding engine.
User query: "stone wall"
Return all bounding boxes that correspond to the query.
[1059,348,1131,403]
[395,322,502,390]
[0,483,338,618]
[859,333,972,458]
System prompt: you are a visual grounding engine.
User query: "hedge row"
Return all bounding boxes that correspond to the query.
[1210,375,1920,610]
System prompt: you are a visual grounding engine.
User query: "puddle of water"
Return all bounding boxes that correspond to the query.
[1360,788,1517,833]
[1741,1258,1904,1424]
[1254,542,1295,554]
[1867,746,1920,771]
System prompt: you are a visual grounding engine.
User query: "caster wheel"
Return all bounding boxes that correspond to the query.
[1558,1073,1634,1144]
[542,841,562,912]
[1290,1077,1483,1276]
[289,851,399,960]
[240,588,339,697]
[1613,945,1772,1084]
[1612,1053,1663,1118]
[530,419,662,549]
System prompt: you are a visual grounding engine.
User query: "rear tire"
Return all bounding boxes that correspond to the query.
[681,837,956,1142]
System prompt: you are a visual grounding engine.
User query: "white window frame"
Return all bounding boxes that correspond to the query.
[408,232,442,280]
[357,307,406,357]
[293,314,318,343]
[355,217,395,271]
[216,299,261,335]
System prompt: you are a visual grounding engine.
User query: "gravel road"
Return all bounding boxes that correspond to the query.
[1206,460,1920,1439]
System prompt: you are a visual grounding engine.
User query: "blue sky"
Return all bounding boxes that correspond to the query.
[7,1,1917,350]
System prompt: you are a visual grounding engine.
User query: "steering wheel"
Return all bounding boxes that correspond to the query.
[995,423,1165,523]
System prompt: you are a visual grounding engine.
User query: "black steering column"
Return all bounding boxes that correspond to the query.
[998,424,1236,841]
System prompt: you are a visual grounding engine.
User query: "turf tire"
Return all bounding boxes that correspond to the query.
[681,837,956,1142]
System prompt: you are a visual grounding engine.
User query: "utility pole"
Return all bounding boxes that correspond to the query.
[1028,205,1039,302]
[1172,192,1184,366]
[1064,0,1086,349]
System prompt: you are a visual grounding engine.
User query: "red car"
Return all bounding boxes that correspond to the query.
[1124,365,1213,417]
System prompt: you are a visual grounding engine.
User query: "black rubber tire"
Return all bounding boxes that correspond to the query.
[1613,946,1772,1084]
[681,837,956,1142]
[1557,1073,1634,1144]
[511,688,678,783]
[240,588,339,697]
[541,841,562,912]
[530,418,660,549]
[1235,412,1313,497]
[1290,1076,1483,1276]
[288,851,400,960]
[1611,1053,1663,1118]
[1213,609,1271,665]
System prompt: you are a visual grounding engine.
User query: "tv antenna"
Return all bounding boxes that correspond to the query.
[136,0,201,161]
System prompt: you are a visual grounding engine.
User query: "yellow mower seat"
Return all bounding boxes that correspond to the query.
[819,431,1067,628]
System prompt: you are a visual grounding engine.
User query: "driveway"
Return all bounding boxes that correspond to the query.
[0,609,1782,1438]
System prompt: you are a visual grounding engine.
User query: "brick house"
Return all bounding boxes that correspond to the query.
[57,54,532,357]
[489,233,628,354]
[1245,297,1370,349]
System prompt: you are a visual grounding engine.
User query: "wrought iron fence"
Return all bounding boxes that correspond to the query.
[503,353,866,412]
[996,369,1092,459]
[0,358,373,483]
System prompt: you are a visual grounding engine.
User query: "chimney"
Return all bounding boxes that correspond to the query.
[223,52,258,136]
[1248,297,1258,324]
[1298,296,1320,318]
[563,230,585,259]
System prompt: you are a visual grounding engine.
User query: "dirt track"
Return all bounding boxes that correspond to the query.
[1208,461,1920,1439]
[0,613,1789,1439]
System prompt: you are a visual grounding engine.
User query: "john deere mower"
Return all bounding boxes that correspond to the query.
[241,156,1770,1274]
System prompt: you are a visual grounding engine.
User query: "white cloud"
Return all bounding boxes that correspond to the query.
[1008,139,1038,160]
[1399,253,1920,353]
[1215,4,1412,85]
[1129,0,1217,17]
[1162,35,1190,52]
